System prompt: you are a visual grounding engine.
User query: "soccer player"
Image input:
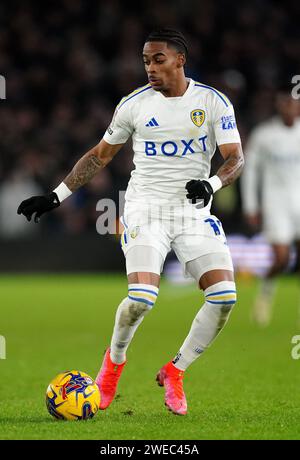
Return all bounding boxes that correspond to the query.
[242,89,300,326]
[18,29,244,415]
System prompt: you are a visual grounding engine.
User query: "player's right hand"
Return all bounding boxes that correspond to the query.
[17,192,60,223]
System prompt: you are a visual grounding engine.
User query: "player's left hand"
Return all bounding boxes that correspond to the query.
[185,179,213,206]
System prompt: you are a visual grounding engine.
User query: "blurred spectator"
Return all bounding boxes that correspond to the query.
[0,170,41,237]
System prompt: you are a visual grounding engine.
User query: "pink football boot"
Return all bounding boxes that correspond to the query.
[156,361,187,415]
[95,348,126,410]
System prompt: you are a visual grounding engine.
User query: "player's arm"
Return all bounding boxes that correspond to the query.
[186,94,244,206]
[216,142,244,187]
[63,140,122,192]
[185,142,244,205]
[240,130,264,229]
[17,140,123,222]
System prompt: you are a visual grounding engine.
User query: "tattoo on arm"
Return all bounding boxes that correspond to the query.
[64,153,104,192]
[217,151,244,187]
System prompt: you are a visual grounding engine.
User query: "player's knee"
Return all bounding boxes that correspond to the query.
[204,281,237,313]
[122,284,159,326]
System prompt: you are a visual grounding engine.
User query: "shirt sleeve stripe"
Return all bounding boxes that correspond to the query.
[195,82,231,107]
[117,84,152,109]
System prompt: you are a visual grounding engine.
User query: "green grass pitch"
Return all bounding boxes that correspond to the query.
[0,274,300,440]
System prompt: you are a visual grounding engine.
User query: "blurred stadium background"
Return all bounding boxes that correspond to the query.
[0,0,299,274]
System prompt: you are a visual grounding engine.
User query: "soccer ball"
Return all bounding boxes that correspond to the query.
[46,370,100,420]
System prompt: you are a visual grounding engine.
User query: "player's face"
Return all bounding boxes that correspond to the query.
[143,41,184,91]
[276,93,300,125]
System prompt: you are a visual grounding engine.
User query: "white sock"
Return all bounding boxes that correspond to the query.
[110,284,159,364]
[172,281,237,371]
[260,278,276,300]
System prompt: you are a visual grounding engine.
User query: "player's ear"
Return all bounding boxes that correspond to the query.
[177,53,186,68]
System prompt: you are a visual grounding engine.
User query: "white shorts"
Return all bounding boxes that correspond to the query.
[120,201,233,276]
[263,207,300,245]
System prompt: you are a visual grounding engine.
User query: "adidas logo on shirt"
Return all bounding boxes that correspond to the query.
[145,117,159,127]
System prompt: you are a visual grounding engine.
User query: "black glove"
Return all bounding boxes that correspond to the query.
[185,179,213,206]
[17,192,60,223]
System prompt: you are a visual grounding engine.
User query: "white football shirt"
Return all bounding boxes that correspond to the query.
[242,116,300,214]
[103,78,241,205]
